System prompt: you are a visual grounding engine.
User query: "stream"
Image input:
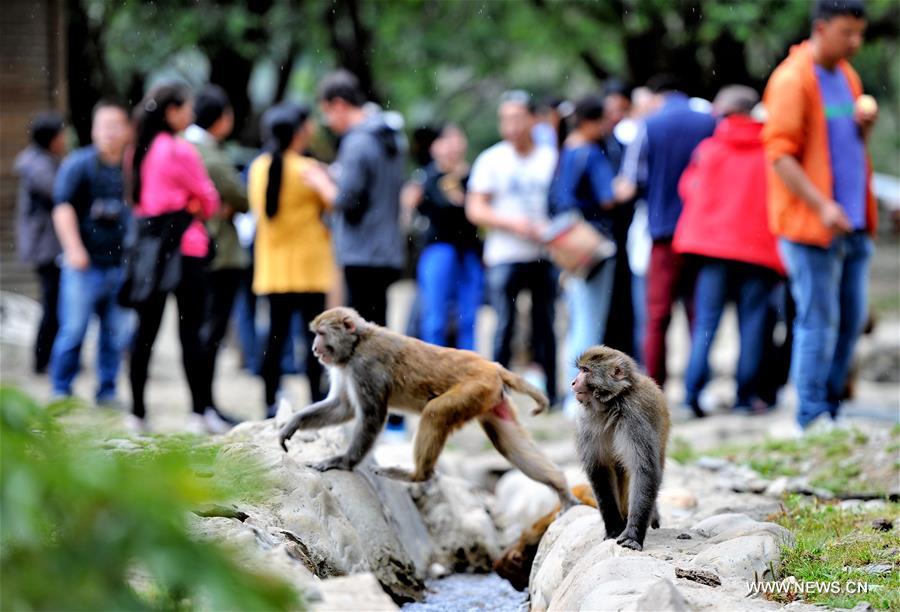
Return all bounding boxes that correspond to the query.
[402,573,527,612]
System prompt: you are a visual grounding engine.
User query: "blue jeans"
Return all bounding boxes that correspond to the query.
[683,259,779,409]
[565,258,615,407]
[417,243,483,350]
[50,264,127,400]
[780,233,873,428]
[487,260,558,404]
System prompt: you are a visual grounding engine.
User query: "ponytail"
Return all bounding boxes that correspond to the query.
[260,103,311,218]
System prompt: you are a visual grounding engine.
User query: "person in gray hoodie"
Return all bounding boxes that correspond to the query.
[15,113,65,373]
[304,70,407,327]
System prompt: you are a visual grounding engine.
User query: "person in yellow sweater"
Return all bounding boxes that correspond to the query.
[248,104,335,416]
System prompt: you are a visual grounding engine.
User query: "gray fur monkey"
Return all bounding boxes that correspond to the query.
[572,346,670,551]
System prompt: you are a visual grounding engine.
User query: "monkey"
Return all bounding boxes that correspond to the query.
[572,345,670,551]
[278,307,579,509]
[493,484,597,591]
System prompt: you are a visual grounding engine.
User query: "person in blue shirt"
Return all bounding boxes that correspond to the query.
[615,75,715,407]
[549,94,618,416]
[50,101,132,409]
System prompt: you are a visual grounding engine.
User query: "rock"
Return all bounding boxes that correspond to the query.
[492,468,585,546]
[690,513,757,538]
[189,515,321,599]
[311,573,397,611]
[858,563,892,576]
[674,566,721,587]
[696,456,730,471]
[193,419,499,602]
[658,486,698,509]
[850,601,875,611]
[529,507,608,610]
[871,518,893,532]
[691,534,782,582]
[407,476,501,572]
[864,499,888,511]
[840,499,865,511]
[764,476,790,497]
[548,552,676,612]
[428,563,450,579]
[675,533,692,540]
[624,579,689,612]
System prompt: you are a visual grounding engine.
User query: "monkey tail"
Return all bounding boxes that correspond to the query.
[498,367,550,415]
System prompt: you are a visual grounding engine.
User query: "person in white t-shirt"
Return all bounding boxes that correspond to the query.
[466,90,560,405]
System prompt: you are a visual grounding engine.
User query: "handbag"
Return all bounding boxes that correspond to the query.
[543,211,617,279]
[117,211,193,308]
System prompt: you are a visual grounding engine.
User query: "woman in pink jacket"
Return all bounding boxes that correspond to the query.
[128,83,223,433]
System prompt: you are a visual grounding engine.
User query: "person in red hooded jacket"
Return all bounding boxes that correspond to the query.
[674,85,786,415]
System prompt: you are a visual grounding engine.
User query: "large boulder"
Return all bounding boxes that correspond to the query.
[198,418,500,602]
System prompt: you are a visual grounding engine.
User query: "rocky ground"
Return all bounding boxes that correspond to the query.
[2,272,898,610]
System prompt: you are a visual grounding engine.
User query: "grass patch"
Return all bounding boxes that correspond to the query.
[700,429,898,496]
[770,495,899,609]
[667,436,697,464]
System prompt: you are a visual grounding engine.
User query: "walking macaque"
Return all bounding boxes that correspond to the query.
[573,346,670,551]
[279,307,578,508]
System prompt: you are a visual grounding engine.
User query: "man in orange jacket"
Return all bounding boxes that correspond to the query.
[762,0,878,432]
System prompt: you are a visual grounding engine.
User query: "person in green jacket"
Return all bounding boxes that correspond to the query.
[185,85,249,430]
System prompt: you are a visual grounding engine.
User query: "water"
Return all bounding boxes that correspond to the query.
[402,573,527,612]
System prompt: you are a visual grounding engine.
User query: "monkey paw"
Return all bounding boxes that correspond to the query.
[309,456,351,472]
[616,532,643,551]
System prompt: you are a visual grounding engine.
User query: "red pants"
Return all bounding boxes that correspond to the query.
[643,240,695,387]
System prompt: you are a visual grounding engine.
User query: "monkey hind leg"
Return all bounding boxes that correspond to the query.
[406,383,495,481]
[480,407,576,509]
[650,504,661,529]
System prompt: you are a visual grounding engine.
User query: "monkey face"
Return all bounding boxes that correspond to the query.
[574,346,635,404]
[310,307,365,366]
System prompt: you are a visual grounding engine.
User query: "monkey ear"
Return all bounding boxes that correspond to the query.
[341,316,356,333]
[611,365,625,380]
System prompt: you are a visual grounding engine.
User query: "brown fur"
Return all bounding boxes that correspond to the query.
[493,484,597,591]
[573,345,670,551]
[278,307,577,508]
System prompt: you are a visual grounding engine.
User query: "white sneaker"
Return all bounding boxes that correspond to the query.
[203,408,233,435]
[831,415,853,431]
[185,413,207,435]
[122,413,147,435]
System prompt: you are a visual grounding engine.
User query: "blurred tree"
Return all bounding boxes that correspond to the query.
[65,0,898,166]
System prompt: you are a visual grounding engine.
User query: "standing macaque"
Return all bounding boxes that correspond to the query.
[279,307,578,509]
[573,346,670,551]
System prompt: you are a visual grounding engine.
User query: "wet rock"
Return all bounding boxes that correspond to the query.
[407,476,500,572]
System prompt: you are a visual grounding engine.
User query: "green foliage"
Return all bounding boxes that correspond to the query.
[771,496,900,609]
[667,436,697,464]
[0,386,301,611]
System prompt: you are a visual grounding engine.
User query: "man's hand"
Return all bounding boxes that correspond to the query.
[302,163,338,204]
[66,245,90,270]
[507,217,540,241]
[613,176,637,203]
[854,95,878,132]
[820,200,853,235]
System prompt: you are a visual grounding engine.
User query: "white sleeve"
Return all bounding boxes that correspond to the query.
[467,149,497,195]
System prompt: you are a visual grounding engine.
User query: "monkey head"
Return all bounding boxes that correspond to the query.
[309,307,368,366]
[573,346,637,405]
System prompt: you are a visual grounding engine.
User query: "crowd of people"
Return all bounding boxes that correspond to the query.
[14,0,878,436]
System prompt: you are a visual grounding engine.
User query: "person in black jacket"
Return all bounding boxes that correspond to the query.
[14,113,65,373]
[406,124,482,349]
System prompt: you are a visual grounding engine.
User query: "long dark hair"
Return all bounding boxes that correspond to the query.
[131,82,191,203]
[262,103,311,218]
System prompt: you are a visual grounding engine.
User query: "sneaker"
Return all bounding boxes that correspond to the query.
[203,408,234,435]
[122,413,147,435]
[185,413,208,435]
